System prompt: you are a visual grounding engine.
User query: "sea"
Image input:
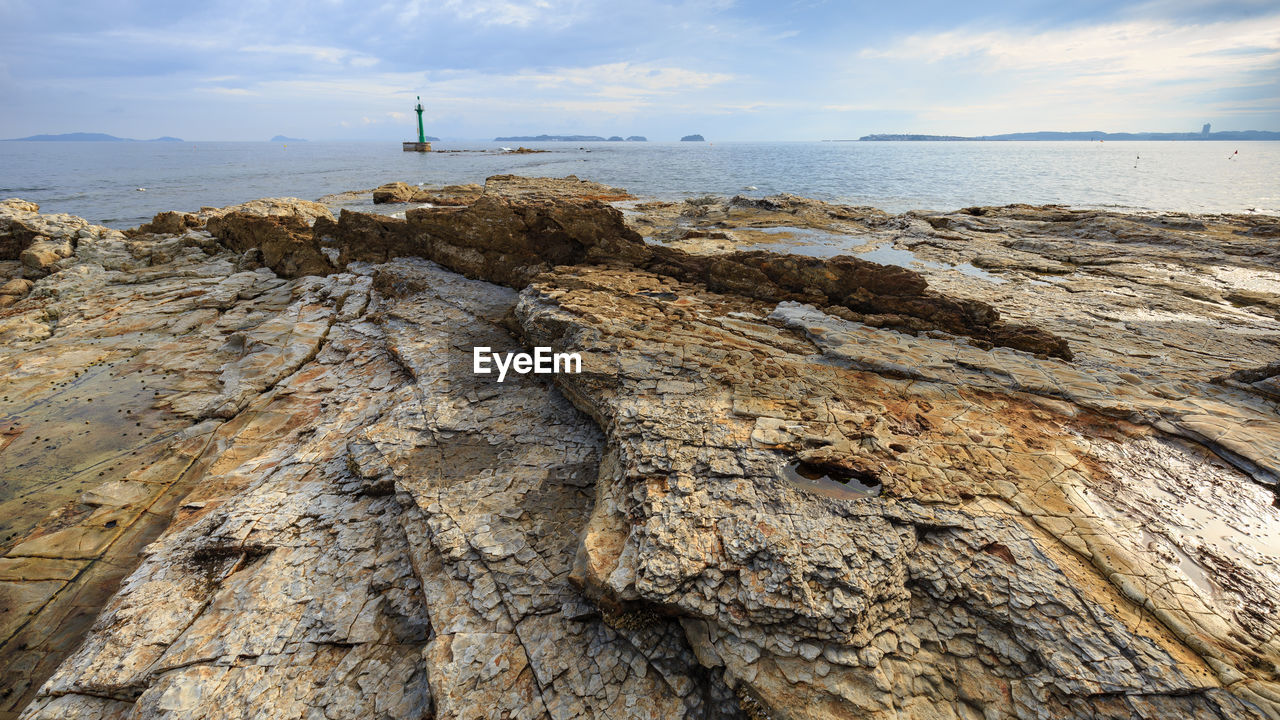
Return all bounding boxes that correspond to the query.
[1,140,1277,229]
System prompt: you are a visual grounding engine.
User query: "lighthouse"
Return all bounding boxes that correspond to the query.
[402,96,432,152]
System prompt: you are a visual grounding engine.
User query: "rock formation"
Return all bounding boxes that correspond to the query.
[1,176,1278,720]
[205,212,336,277]
[372,181,420,204]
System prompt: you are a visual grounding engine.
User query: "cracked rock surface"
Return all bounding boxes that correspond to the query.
[2,178,1279,719]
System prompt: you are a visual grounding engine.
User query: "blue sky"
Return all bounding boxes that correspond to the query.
[1,0,1277,140]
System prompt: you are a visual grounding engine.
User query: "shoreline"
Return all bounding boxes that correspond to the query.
[1,175,1279,719]
[5,141,1280,228]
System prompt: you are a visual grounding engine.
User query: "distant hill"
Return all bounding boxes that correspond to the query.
[860,130,1280,141]
[4,132,184,142]
[271,135,308,142]
[626,136,647,142]
[8,132,128,142]
[681,134,705,142]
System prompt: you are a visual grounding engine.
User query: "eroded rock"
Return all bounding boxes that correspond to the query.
[0,279,33,296]
[129,211,199,236]
[309,190,1072,358]
[3,182,1278,720]
[206,212,336,278]
[20,237,73,277]
[518,265,1280,720]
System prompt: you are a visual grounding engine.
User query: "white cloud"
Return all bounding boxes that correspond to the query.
[514,63,733,98]
[831,14,1280,133]
[860,15,1280,90]
[397,0,584,27]
[229,61,734,123]
[239,44,380,67]
[822,103,879,112]
[199,87,257,96]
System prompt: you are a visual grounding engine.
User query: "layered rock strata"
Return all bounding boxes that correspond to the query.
[1,177,1278,720]
[519,266,1280,719]
[310,192,1071,358]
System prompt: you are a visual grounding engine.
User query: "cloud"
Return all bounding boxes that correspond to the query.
[227,61,734,121]
[199,87,257,96]
[831,13,1280,133]
[397,0,583,27]
[513,63,733,98]
[239,44,380,67]
[2,0,1276,140]
[822,104,880,112]
[859,15,1280,90]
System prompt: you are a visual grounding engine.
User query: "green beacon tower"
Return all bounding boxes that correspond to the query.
[402,96,431,152]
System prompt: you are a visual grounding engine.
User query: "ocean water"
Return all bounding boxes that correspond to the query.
[1,140,1277,228]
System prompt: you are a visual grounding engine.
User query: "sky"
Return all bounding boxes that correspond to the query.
[1,0,1277,141]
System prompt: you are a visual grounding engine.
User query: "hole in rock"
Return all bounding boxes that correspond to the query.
[783,460,882,499]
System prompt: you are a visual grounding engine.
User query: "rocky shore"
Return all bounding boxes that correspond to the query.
[1,176,1278,719]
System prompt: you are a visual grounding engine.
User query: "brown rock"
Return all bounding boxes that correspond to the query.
[1227,289,1280,317]
[1,218,44,261]
[20,238,73,277]
[205,212,335,277]
[314,195,652,287]
[313,209,423,264]
[0,199,40,214]
[972,252,1073,274]
[482,174,634,202]
[372,181,416,204]
[639,248,1071,359]
[408,194,652,285]
[1240,223,1280,238]
[307,192,1074,359]
[1214,361,1280,402]
[409,183,485,206]
[130,210,199,236]
[194,197,335,226]
[0,278,33,296]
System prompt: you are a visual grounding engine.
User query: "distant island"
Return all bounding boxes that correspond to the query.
[493,135,646,142]
[858,128,1280,142]
[270,135,308,142]
[681,134,705,142]
[4,132,184,142]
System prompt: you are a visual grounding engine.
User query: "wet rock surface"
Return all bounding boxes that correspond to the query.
[1,179,1278,719]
